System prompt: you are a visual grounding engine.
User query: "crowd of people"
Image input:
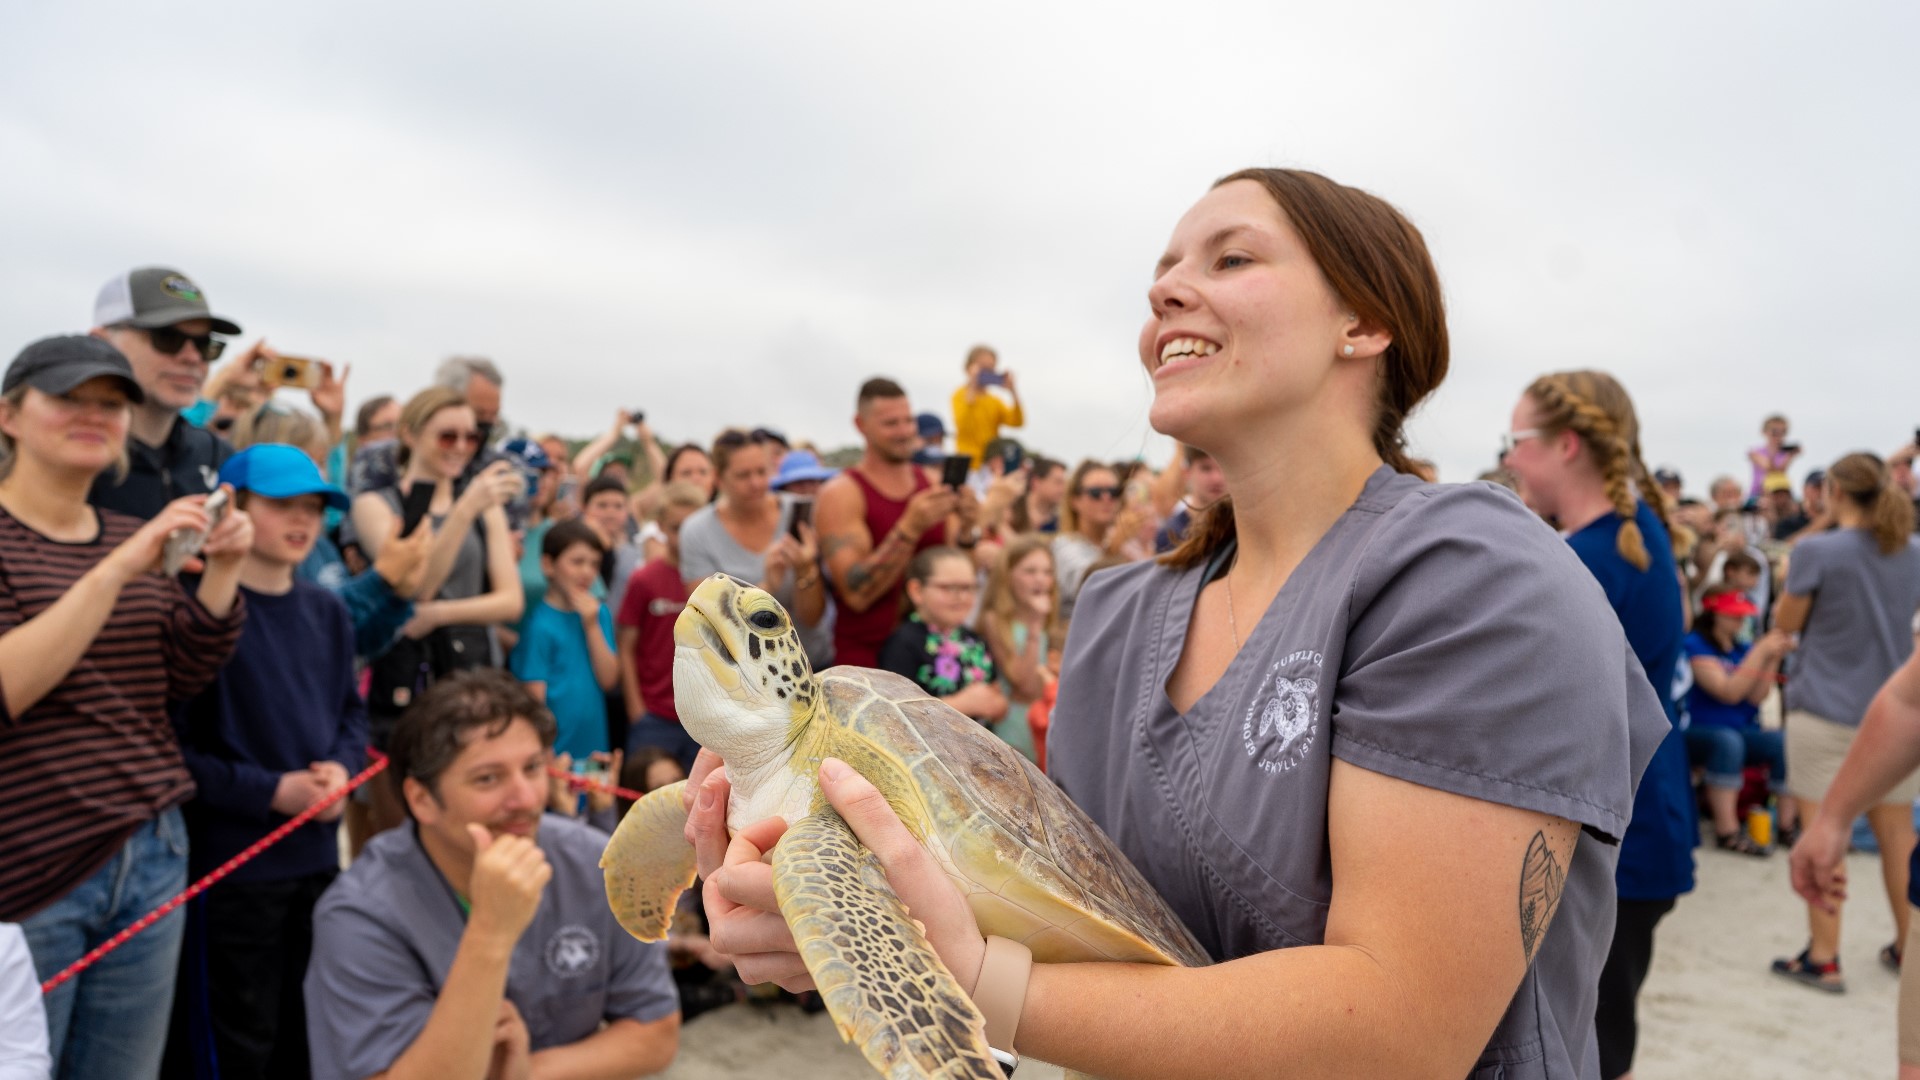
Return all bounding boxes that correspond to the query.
[1,170,1919,1080]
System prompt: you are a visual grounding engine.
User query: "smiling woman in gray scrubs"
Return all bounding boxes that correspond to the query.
[685,169,1672,1079]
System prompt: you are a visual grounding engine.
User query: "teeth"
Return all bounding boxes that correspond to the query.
[1158,338,1219,362]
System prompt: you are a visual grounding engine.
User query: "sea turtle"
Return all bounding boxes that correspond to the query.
[601,574,1208,1079]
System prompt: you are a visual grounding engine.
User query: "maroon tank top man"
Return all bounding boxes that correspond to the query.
[816,378,969,668]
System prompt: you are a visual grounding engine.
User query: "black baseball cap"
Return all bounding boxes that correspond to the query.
[4,336,146,403]
[93,267,241,335]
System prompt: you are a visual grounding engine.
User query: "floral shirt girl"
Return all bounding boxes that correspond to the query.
[878,614,997,699]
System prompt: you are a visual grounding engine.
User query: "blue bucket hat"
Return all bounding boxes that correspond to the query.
[218,443,351,511]
[772,449,838,491]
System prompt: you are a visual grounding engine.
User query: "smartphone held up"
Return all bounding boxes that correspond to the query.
[259,354,324,391]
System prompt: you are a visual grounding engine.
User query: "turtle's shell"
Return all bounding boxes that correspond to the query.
[809,667,1209,968]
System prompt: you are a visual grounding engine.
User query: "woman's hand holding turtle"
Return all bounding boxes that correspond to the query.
[684,759,813,989]
[816,759,987,992]
[683,751,986,996]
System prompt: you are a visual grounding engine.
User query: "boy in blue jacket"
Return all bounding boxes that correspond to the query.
[168,443,366,1080]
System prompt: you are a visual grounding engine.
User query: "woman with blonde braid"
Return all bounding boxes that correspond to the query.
[1503,370,1693,1080]
[1769,452,1920,992]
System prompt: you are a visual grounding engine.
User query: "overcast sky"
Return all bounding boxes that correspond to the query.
[2,1,1914,493]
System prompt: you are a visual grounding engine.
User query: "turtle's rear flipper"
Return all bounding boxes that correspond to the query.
[774,811,1002,1080]
[601,780,697,942]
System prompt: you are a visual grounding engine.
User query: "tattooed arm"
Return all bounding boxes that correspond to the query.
[814,475,936,613]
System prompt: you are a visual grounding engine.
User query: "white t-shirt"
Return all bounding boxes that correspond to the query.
[0,925,50,1080]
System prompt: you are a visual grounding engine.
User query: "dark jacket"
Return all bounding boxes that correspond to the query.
[89,416,233,521]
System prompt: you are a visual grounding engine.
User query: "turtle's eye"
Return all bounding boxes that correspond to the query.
[748,610,780,631]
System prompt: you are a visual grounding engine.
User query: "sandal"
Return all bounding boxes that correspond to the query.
[1777,820,1802,848]
[1772,947,1846,993]
[1883,943,1903,974]
[1715,830,1771,857]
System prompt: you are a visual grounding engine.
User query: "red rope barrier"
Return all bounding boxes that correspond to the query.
[546,764,645,803]
[38,753,391,996]
[37,753,646,996]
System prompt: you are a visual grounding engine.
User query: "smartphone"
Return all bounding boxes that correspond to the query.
[162,486,232,575]
[399,481,437,536]
[941,454,971,489]
[787,498,813,540]
[260,354,322,390]
[627,409,645,425]
[1780,442,1801,454]
[976,369,1007,388]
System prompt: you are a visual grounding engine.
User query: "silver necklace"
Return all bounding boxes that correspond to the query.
[1225,570,1240,650]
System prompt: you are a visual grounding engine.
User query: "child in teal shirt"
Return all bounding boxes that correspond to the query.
[508,519,619,761]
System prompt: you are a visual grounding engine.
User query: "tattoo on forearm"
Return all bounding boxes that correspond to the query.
[1518,832,1565,964]
[843,530,913,604]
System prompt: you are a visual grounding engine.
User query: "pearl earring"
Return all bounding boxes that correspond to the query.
[1342,345,1355,357]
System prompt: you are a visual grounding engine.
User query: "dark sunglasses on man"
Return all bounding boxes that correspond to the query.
[121,324,227,362]
[1079,485,1123,501]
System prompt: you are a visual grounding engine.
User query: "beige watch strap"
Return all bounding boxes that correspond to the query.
[972,935,1033,1054]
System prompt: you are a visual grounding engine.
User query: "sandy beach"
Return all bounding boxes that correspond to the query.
[659,844,1900,1079]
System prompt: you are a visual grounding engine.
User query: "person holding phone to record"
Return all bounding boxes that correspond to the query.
[350,386,523,846]
[950,344,1024,470]
[676,428,833,668]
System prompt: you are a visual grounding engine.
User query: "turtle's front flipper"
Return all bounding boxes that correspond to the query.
[601,780,697,942]
[774,811,1001,1080]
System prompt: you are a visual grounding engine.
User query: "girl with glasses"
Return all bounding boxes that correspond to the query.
[688,169,1673,1080]
[879,546,1005,726]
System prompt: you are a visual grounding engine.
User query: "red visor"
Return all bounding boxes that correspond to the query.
[1702,592,1760,618]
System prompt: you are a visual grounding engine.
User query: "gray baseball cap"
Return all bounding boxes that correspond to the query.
[93,267,241,335]
[4,336,146,403]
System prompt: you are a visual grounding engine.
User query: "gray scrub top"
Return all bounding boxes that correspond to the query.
[304,815,677,1080]
[1782,529,1920,726]
[1049,469,1670,1080]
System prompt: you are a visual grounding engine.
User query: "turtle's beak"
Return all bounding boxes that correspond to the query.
[676,580,744,693]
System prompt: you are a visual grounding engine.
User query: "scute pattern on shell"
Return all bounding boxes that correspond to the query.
[813,667,1209,968]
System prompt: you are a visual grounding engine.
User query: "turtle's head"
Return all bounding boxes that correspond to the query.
[674,574,818,764]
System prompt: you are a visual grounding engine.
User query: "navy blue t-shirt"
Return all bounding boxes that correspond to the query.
[1565,501,1696,901]
[175,579,368,882]
[1681,633,1761,731]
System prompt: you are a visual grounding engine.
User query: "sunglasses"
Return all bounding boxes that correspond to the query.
[1077,485,1122,500]
[434,429,483,449]
[1499,428,1544,455]
[139,325,226,362]
[714,429,774,449]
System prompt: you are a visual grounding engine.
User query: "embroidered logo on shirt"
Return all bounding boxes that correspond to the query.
[545,925,601,977]
[1243,651,1323,774]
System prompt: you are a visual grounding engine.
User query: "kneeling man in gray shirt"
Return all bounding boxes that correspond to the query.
[305,670,679,1080]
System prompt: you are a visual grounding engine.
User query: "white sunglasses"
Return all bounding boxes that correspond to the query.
[1499,428,1544,455]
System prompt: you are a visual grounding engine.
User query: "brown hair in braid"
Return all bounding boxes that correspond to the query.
[1162,168,1450,570]
[1525,370,1668,572]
